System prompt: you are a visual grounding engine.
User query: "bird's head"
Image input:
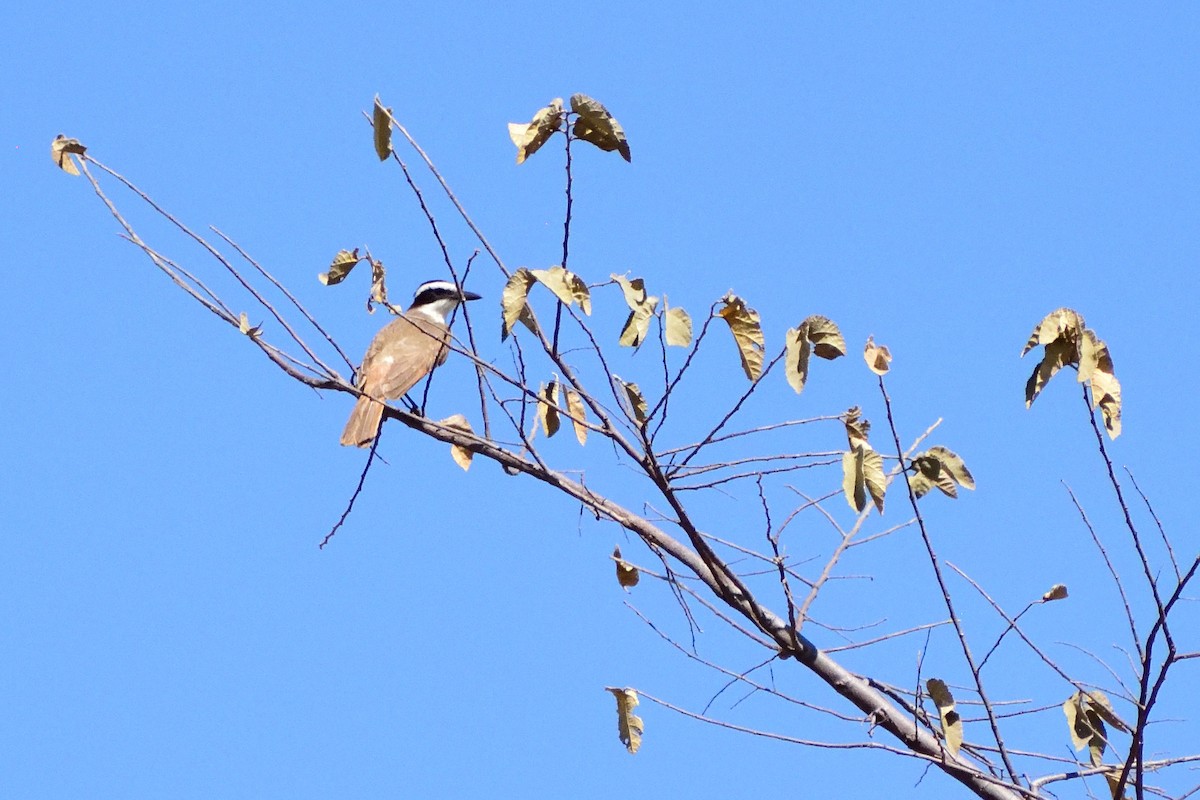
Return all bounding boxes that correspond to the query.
[407,279,481,323]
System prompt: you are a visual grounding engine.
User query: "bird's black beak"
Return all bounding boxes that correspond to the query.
[461,290,482,302]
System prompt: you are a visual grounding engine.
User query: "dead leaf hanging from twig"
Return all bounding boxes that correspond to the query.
[570,94,631,162]
[605,687,644,753]
[508,99,564,164]
[717,293,764,381]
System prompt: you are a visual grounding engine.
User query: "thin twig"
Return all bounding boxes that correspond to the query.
[1064,482,1141,657]
[320,432,383,548]
[879,376,1019,784]
[1125,468,1180,582]
[212,227,355,373]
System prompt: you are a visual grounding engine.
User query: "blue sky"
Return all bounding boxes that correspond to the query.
[5,3,1199,798]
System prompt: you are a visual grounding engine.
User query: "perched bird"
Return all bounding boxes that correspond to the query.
[340,279,481,447]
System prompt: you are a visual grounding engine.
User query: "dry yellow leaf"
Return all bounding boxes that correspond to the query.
[369,258,388,308]
[664,304,692,347]
[862,448,885,513]
[910,454,951,498]
[717,293,765,381]
[926,679,963,757]
[613,546,639,590]
[612,273,649,307]
[1042,584,1069,602]
[438,414,475,471]
[611,275,659,348]
[842,448,867,513]
[1021,309,1123,439]
[804,315,847,359]
[1079,329,1122,439]
[614,377,648,425]
[565,389,588,445]
[784,315,845,395]
[570,94,631,163]
[1104,769,1129,800]
[1063,692,1090,752]
[1024,336,1074,407]
[501,268,538,340]
[1063,690,1128,769]
[1092,370,1123,439]
[1021,308,1086,357]
[51,134,86,176]
[928,446,974,490]
[530,266,591,315]
[605,687,643,754]
[1064,691,1108,766]
[910,446,975,500]
[1084,690,1129,733]
[784,327,813,395]
[864,335,892,375]
[842,407,871,451]
[237,312,262,338]
[537,381,561,438]
[372,97,393,161]
[841,408,882,512]
[319,249,361,286]
[508,98,564,164]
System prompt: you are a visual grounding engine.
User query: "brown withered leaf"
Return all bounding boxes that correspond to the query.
[1079,329,1122,439]
[606,687,643,754]
[508,98,564,164]
[51,134,86,175]
[565,389,588,445]
[612,274,658,348]
[1021,307,1086,357]
[862,448,885,513]
[1092,370,1122,439]
[612,273,650,307]
[1022,309,1123,438]
[501,268,538,340]
[531,265,591,315]
[805,315,847,359]
[372,97,393,161]
[842,407,871,451]
[1042,584,1069,602]
[909,463,955,499]
[1104,770,1130,800]
[237,312,262,338]
[842,408,883,512]
[368,258,388,309]
[910,446,975,499]
[928,446,975,490]
[926,679,963,757]
[717,293,765,381]
[570,94,631,162]
[842,448,867,513]
[1064,691,1117,767]
[864,335,892,375]
[785,326,814,395]
[613,546,639,590]
[614,377,648,425]
[1024,336,1075,408]
[664,303,692,347]
[537,381,561,438]
[1083,690,1130,734]
[1022,308,1086,406]
[784,315,845,395]
[319,249,361,286]
[438,414,475,471]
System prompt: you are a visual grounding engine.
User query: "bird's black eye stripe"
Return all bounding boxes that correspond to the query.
[411,285,458,306]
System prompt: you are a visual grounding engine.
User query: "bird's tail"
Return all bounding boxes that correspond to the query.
[340,396,385,448]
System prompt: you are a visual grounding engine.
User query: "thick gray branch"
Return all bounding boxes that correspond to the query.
[396,407,1026,800]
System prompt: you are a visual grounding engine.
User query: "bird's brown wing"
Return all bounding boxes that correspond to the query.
[358,314,451,400]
